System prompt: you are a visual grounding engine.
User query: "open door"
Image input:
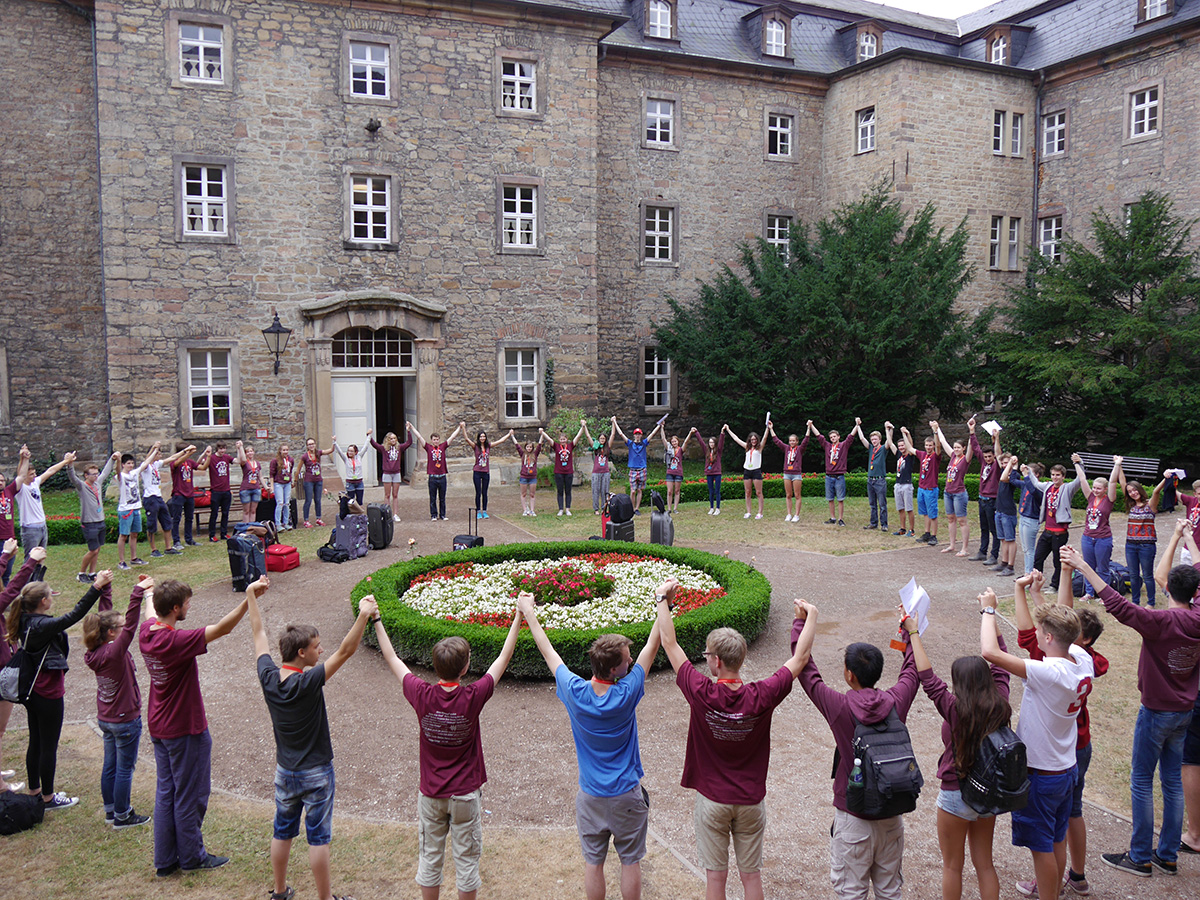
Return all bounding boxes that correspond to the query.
[331,376,374,484]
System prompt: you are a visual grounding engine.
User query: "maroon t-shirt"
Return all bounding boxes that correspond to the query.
[208,453,234,493]
[425,442,450,477]
[473,445,491,473]
[944,453,968,494]
[1182,494,1200,547]
[171,459,197,499]
[239,459,262,492]
[519,447,540,479]
[817,435,853,476]
[970,434,1000,498]
[85,586,143,724]
[697,432,725,476]
[0,481,17,540]
[591,444,610,475]
[402,673,495,797]
[1043,483,1067,531]
[301,451,324,483]
[773,434,809,475]
[371,435,413,474]
[270,456,294,484]
[665,445,683,476]
[918,647,1010,791]
[1099,582,1200,711]
[677,662,793,805]
[139,620,209,739]
[916,449,940,490]
[553,442,576,476]
[1083,494,1114,539]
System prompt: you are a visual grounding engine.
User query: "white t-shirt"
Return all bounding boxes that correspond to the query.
[118,470,144,512]
[141,462,165,499]
[15,475,47,528]
[1017,645,1095,770]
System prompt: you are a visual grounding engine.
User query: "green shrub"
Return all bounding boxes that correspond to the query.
[352,541,772,679]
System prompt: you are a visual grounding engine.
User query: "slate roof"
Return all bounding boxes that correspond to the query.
[576,0,1200,76]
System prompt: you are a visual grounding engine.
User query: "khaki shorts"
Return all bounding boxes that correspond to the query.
[416,790,482,892]
[693,793,766,873]
[575,786,649,865]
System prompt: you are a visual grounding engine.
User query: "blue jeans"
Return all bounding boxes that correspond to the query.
[100,717,142,819]
[273,763,335,845]
[824,474,846,502]
[303,480,323,520]
[1126,541,1157,605]
[1080,533,1112,597]
[707,475,721,509]
[1019,515,1040,573]
[168,495,194,544]
[867,476,887,528]
[273,482,292,529]
[1130,705,1192,865]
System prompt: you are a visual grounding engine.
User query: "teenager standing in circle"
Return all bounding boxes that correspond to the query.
[768,421,809,523]
[297,437,334,529]
[1116,462,1165,606]
[726,425,765,519]
[660,429,689,514]
[463,424,514,519]
[581,422,611,515]
[517,438,542,516]
[543,422,586,516]
[368,425,413,523]
[235,441,262,524]
[332,438,366,506]
[269,444,295,532]
[935,421,974,557]
[410,423,464,521]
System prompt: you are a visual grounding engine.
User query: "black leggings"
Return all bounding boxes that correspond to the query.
[554,473,573,510]
[25,691,65,796]
[473,471,490,511]
[1034,528,1070,588]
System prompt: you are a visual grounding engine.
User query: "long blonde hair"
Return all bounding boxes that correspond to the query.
[6,582,51,644]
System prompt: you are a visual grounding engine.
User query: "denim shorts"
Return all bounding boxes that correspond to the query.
[824,474,846,501]
[382,472,404,484]
[82,521,106,551]
[995,512,1017,542]
[918,487,939,518]
[1012,768,1075,853]
[118,509,142,536]
[519,476,537,486]
[665,474,683,483]
[240,489,262,504]
[274,763,335,845]
[783,473,803,482]
[743,468,762,481]
[945,490,968,517]
[1072,743,1092,818]
[937,787,990,822]
[1183,693,1200,766]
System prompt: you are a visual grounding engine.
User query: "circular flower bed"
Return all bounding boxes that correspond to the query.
[352,541,772,679]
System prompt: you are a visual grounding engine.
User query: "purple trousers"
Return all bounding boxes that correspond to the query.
[153,730,212,869]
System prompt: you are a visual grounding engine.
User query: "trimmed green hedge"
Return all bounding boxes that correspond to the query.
[352,541,772,680]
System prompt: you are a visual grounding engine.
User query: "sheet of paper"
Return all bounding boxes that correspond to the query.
[899,577,931,635]
[981,420,1002,437]
[1165,468,1187,479]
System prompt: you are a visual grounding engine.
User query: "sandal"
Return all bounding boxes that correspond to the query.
[1181,841,1200,854]
[270,888,295,900]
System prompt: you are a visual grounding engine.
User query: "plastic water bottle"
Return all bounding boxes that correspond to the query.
[850,757,864,786]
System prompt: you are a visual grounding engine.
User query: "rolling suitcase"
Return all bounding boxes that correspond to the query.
[227,533,266,592]
[334,514,369,559]
[367,503,394,550]
[650,490,674,546]
[453,508,484,551]
[604,520,635,542]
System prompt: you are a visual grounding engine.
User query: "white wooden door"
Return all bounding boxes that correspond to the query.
[331,376,375,484]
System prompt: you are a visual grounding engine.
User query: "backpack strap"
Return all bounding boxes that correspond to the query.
[19,625,51,704]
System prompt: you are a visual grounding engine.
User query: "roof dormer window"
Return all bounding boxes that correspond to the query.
[765,17,788,57]
[646,0,674,41]
[859,31,878,61]
[1140,0,1172,21]
[990,35,1008,64]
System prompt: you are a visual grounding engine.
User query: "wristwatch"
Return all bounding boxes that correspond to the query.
[980,607,996,615]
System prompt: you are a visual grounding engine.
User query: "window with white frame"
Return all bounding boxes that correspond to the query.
[1142,0,1170,20]
[859,31,878,61]
[504,348,538,420]
[765,19,788,57]
[992,111,1005,154]
[501,184,537,249]
[767,112,793,157]
[180,22,223,82]
[857,107,876,154]
[349,42,389,98]
[189,349,232,428]
[643,347,671,409]
[645,98,674,147]
[1008,218,1021,269]
[990,36,1008,64]
[1039,216,1063,262]
[647,0,673,39]
[501,59,535,112]
[182,164,228,236]
[332,327,414,369]
[643,205,675,263]
[989,216,1003,268]
[1043,111,1067,155]
[351,175,391,243]
[766,214,792,260]
[1010,113,1024,155]
[1130,87,1159,138]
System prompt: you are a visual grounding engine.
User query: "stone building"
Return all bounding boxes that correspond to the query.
[2,0,1198,482]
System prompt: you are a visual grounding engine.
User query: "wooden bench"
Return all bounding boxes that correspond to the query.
[1075,452,1159,479]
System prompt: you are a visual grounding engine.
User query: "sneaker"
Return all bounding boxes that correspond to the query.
[557,510,564,516]
[863,524,876,530]
[1101,852,1150,877]
[927,536,939,547]
[432,516,438,521]
[566,509,572,517]
[633,509,642,516]
[707,508,714,515]
[209,535,220,542]
[713,507,721,515]
[270,888,296,900]
[181,853,230,872]
[118,562,131,570]
[315,519,325,526]
[837,519,846,527]
[304,521,313,528]
[392,515,401,523]
[967,552,987,561]
[906,529,915,536]
[1149,853,1177,875]
[478,511,485,519]
[77,573,93,584]
[824,518,836,524]
[156,863,180,878]
[165,546,183,555]
[1014,879,1038,897]
[105,811,115,824]
[131,558,148,567]
[150,550,164,558]
[1065,872,1091,894]
[185,540,198,547]
[785,515,793,522]
[43,792,78,811]
[482,511,489,518]
[755,513,763,520]
[744,513,751,519]
[1,769,14,779]
[893,528,907,535]
[439,516,447,521]
[916,532,930,543]
[1000,564,1016,576]
[986,556,1000,566]
[113,810,151,829]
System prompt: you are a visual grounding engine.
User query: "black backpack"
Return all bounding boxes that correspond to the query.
[0,790,44,835]
[842,706,924,819]
[960,725,1030,816]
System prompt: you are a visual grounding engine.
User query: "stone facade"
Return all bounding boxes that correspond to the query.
[4,0,1199,475]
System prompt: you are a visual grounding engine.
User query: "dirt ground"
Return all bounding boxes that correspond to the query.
[12,482,1200,899]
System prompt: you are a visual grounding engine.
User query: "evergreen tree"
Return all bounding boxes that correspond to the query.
[980,191,1200,462]
[654,182,977,437]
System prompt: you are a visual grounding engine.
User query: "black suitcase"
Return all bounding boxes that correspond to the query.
[367,503,394,550]
[607,492,635,523]
[605,520,635,542]
[257,496,297,530]
[453,508,484,551]
[227,533,266,592]
[650,509,675,546]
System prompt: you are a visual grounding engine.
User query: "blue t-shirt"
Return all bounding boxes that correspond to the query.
[626,439,650,470]
[555,663,645,797]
